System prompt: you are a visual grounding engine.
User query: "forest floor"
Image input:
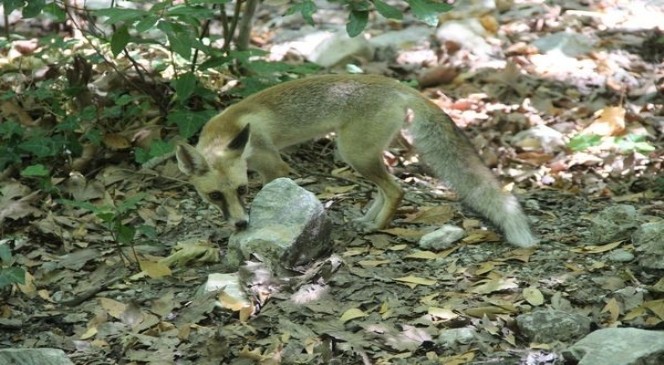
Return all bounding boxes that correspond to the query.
[1,0,663,364]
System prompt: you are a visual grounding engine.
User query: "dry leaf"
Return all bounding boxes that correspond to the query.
[357,259,391,268]
[570,241,623,254]
[139,260,172,279]
[643,299,664,320]
[428,307,458,320]
[602,297,621,323]
[523,286,545,306]
[471,278,518,294]
[581,106,626,136]
[404,250,439,260]
[99,297,127,319]
[340,308,368,323]
[394,275,437,288]
[404,205,455,225]
[103,133,132,150]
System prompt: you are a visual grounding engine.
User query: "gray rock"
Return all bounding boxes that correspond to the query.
[588,205,639,244]
[563,328,664,365]
[606,248,635,263]
[632,221,664,270]
[0,348,74,365]
[437,327,477,347]
[418,225,465,250]
[516,309,591,343]
[532,31,595,57]
[308,30,374,68]
[226,178,331,270]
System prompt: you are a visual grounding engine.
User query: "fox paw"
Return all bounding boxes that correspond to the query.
[351,217,380,233]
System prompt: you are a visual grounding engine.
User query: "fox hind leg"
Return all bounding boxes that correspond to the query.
[336,128,404,230]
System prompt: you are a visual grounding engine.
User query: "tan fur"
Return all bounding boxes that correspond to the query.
[176,75,538,247]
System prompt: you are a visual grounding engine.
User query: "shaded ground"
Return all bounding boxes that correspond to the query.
[1,0,663,364]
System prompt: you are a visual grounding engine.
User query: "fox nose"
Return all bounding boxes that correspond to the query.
[234,220,248,230]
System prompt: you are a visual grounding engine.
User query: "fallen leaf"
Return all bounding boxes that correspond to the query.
[428,307,458,320]
[581,106,626,136]
[523,286,545,306]
[394,275,437,288]
[340,308,368,323]
[404,250,439,260]
[139,260,172,279]
[471,278,518,294]
[357,259,391,268]
[602,297,621,323]
[570,241,623,254]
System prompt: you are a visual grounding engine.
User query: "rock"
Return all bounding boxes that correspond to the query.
[369,26,432,51]
[632,221,664,270]
[437,327,477,347]
[435,19,494,59]
[532,31,595,58]
[606,248,634,263]
[563,328,664,365]
[202,273,251,311]
[512,124,566,153]
[418,225,466,250]
[588,205,639,244]
[516,309,591,343]
[226,178,332,270]
[0,348,74,365]
[306,29,374,68]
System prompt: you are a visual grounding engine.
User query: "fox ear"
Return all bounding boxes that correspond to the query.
[227,124,250,151]
[176,143,209,176]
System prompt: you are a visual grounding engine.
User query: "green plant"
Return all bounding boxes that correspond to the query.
[60,193,152,266]
[567,133,655,153]
[0,241,26,290]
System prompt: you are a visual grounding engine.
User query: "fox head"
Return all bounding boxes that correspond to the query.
[176,124,251,230]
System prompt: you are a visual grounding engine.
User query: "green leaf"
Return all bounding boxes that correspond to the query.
[174,72,197,101]
[0,267,26,287]
[373,0,403,20]
[166,4,215,19]
[135,15,159,33]
[0,243,11,263]
[406,0,452,26]
[18,138,54,158]
[43,2,66,21]
[95,8,149,24]
[23,0,45,18]
[21,164,50,177]
[111,25,130,57]
[116,224,136,244]
[168,109,215,139]
[0,120,23,139]
[149,140,174,157]
[118,193,147,214]
[166,29,193,60]
[3,0,24,15]
[137,224,157,239]
[190,0,231,5]
[287,0,317,26]
[347,10,369,37]
[568,134,602,151]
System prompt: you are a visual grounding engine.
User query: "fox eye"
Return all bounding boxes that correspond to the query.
[237,185,248,196]
[208,191,224,201]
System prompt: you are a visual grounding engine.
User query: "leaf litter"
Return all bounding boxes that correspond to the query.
[1,1,663,364]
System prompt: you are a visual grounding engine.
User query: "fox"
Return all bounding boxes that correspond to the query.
[175,74,538,248]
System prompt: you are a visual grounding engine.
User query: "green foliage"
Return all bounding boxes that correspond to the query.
[614,134,655,153]
[0,242,26,289]
[568,134,655,153]
[1,0,451,205]
[61,193,148,246]
[568,134,603,151]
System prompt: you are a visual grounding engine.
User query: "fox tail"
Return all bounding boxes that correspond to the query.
[410,105,538,248]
